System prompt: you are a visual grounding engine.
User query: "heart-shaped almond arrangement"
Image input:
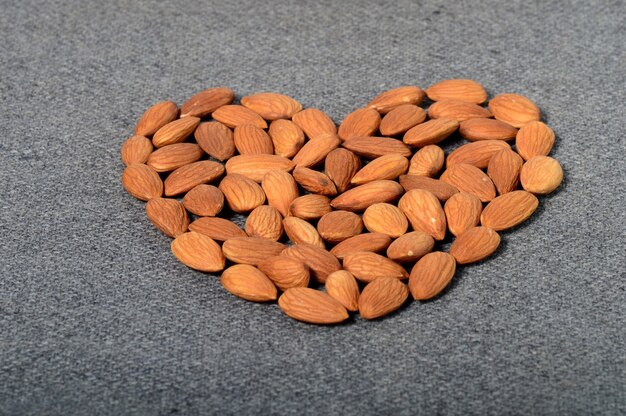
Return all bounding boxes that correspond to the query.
[121,80,563,324]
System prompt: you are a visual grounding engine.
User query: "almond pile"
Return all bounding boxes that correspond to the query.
[121,80,563,324]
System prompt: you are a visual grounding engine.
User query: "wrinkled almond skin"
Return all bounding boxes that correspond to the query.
[449,226,500,264]
[325,148,362,193]
[459,118,518,142]
[338,108,382,141]
[180,87,234,118]
[331,180,404,212]
[282,216,325,249]
[135,100,178,137]
[121,163,163,201]
[121,135,153,166]
[188,217,247,241]
[481,190,539,231]
[194,121,236,162]
[258,255,310,291]
[146,143,204,173]
[146,197,189,238]
[278,288,349,324]
[281,244,341,284]
[293,167,337,196]
[408,145,445,177]
[409,252,456,300]
[233,125,274,155]
[487,149,524,195]
[358,277,409,320]
[403,118,459,148]
[440,163,496,202]
[386,231,435,263]
[425,79,487,104]
[399,175,459,202]
[268,119,305,158]
[317,210,363,243]
[291,108,337,139]
[489,93,540,128]
[379,104,427,136]
[520,156,563,195]
[218,174,266,213]
[428,100,492,122]
[221,264,277,302]
[261,170,299,217]
[515,121,555,161]
[343,252,408,283]
[225,154,295,182]
[325,270,360,312]
[241,92,302,120]
[212,105,268,129]
[342,136,412,159]
[152,116,201,148]
[367,86,425,114]
[171,231,225,272]
[245,205,283,241]
[351,154,409,185]
[330,233,392,259]
[222,237,285,266]
[164,160,225,196]
[446,140,511,169]
[182,184,224,217]
[289,194,332,220]
[362,203,408,238]
[398,189,447,241]
[292,133,341,168]
[444,192,483,237]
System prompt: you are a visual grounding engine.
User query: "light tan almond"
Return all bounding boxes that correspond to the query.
[330,180,404,212]
[408,252,456,300]
[171,231,225,272]
[282,216,325,249]
[291,108,337,139]
[182,184,224,217]
[344,252,408,283]
[443,192,483,237]
[225,154,295,182]
[398,189,447,240]
[121,135,153,166]
[367,86,425,114]
[145,197,189,238]
[281,243,341,283]
[338,108,382,141]
[446,140,511,169]
[121,163,163,201]
[135,100,178,137]
[278,287,348,324]
[289,194,332,220]
[351,154,409,185]
[449,226,500,264]
[245,205,283,241]
[317,210,363,243]
[515,121,555,161]
[520,156,563,194]
[188,217,247,241]
[222,237,285,265]
[212,105,268,129]
[386,231,435,263]
[398,175,459,202]
[152,116,201,148]
[258,255,310,290]
[428,100,491,122]
[180,87,234,118]
[164,160,224,196]
[425,79,487,104]
[362,203,408,238]
[408,145,445,177]
[342,136,412,159]
[292,133,341,168]
[292,167,337,196]
[218,174,266,213]
[324,148,362,193]
[489,93,540,128]
[480,190,539,231]
[220,264,277,302]
[330,233,392,259]
[459,118,518,141]
[403,118,459,147]
[261,170,299,217]
[379,104,427,136]
[233,124,274,155]
[194,121,235,161]
[268,119,305,158]
[487,148,524,195]
[241,92,302,120]
[358,277,409,320]
[325,270,360,312]
[440,163,496,202]
[146,143,204,173]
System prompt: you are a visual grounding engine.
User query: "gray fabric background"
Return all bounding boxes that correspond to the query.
[1,0,625,414]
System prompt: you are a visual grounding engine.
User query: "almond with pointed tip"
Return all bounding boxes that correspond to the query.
[194,121,235,161]
[164,160,225,196]
[225,154,295,182]
[408,145,445,177]
[282,216,325,248]
[121,135,153,165]
[515,121,555,161]
[261,170,299,217]
[212,105,268,129]
[281,244,341,283]
[409,252,456,300]
[218,174,266,213]
[440,163,496,202]
[145,197,189,238]
[317,210,363,243]
[233,124,274,155]
[180,87,234,118]
[324,148,361,193]
[325,270,360,312]
[245,205,283,241]
[428,100,492,122]
[258,255,310,291]
[241,92,302,120]
[520,156,563,194]
[425,79,487,104]
[292,167,337,196]
[222,237,285,266]
[399,175,459,202]
[338,108,382,141]
[351,154,409,185]
[171,231,225,272]
[330,233,392,259]
[292,133,341,168]
[343,252,408,283]
[278,288,349,324]
[362,203,408,238]
[146,143,203,172]
[289,194,332,220]
[487,148,523,195]
[367,86,425,114]
[379,104,427,136]
[489,93,540,128]
[342,136,412,159]
[398,189,447,240]
[449,226,500,264]
[446,140,511,169]
[459,118,518,142]
[268,119,305,158]
[220,264,277,302]
[135,100,178,137]
[386,231,435,263]
[121,163,163,201]
[331,180,404,212]
[152,116,201,148]
[188,217,247,241]
[291,108,337,139]
[403,118,459,148]
[358,277,409,320]
[443,192,483,237]
[480,190,539,231]
[182,184,224,217]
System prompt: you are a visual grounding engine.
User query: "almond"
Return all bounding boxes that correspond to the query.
[489,93,540,128]
[225,154,295,182]
[379,104,427,136]
[440,163,496,202]
[428,100,491,122]
[330,233,392,259]
[398,175,459,202]
[398,189,447,240]
[145,197,189,238]
[338,108,382,141]
[292,133,341,168]
[180,87,234,118]
[351,154,409,185]
[241,92,302,120]
[367,86,425,114]
[515,121,555,161]
[425,79,487,104]
[261,170,299,217]
[408,145,445,177]
[220,264,277,302]
[121,135,153,165]
[152,116,201,148]
[188,217,247,241]
[258,255,310,290]
[291,108,337,139]
[342,136,412,159]
[330,180,404,211]
[480,190,539,231]
[281,244,341,283]
[212,105,268,129]
[268,119,305,158]
[278,287,349,324]
[182,184,224,217]
[194,121,235,161]
[344,251,408,283]
[386,231,434,263]
[233,124,273,155]
[459,118,518,141]
[164,160,224,196]
[218,174,266,213]
[446,140,511,169]
[146,143,204,172]
[408,252,456,300]
[443,192,483,237]
[292,167,338,196]
[358,277,409,320]
[520,156,563,194]
[222,237,285,265]
[171,231,225,272]
[362,203,408,238]
[245,205,283,241]
[403,118,459,148]
[324,148,362,193]
[317,210,363,243]
[121,163,163,201]
[289,194,332,220]
[135,100,178,137]
[449,226,500,264]
[325,270,360,312]
[282,216,325,248]
[487,148,524,195]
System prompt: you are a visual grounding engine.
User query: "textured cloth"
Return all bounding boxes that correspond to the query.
[1,0,625,415]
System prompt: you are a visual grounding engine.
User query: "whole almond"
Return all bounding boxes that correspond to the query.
[351,154,409,185]
[292,133,341,168]
[515,121,555,161]
[245,205,283,241]
[362,203,408,238]
[317,210,363,243]
[218,174,266,213]
[182,184,224,217]
[268,119,305,158]
[338,108,382,141]
[367,86,425,114]
[330,233,392,259]
[489,93,540,128]
[358,277,409,320]
[212,105,268,129]
[180,87,234,118]
[188,217,247,241]
[194,121,236,161]
[152,116,201,148]
[330,180,404,212]
[220,264,277,302]
[282,216,325,248]
[449,226,500,264]
[261,170,299,217]
[293,167,338,196]
[289,194,332,220]
[324,148,362,193]
[408,251,456,300]
[379,104,427,136]
[408,145,445,177]
[399,175,459,202]
[398,189,447,240]
[520,156,563,194]
[386,231,435,263]
[146,143,204,172]
[446,140,511,169]
[342,136,412,159]
[281,243,341,283]
[278,288,349,324]
[459,118,518,141]
[487,148,524,195]
[258,255,310,290]
[164,160,224,196]
[121,135,153,166]
[135,100,178,137]
[146,197,189,238]
[225,154,295,182]
[121,163,163,201]
[222,237,285,265]
[425,79,487,104]
[171,231,225,272]
[241,92,302,120]
[481,190,539,231]
[325,270,360,312]
[403,118,459,148]
[443,192,483,237]
[440,163,496,202]
[428,100,491,122]
[291,108,337,139]
[233,124,274,155]
[344,251,408,282]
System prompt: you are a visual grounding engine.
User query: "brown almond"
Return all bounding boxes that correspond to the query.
[338,108,382,141]
[180,87,234,118]
[292,133,341,168]
[241,92,302,120]
[324,148,362,193]
[121,163,163,201]
[367,86,425,114]
[425,79,487,104]
[342,136,412,159]
[188,217,247,241]
[487,148,524,195]
[261,170,299,217]
[146,197,189,238]
[291,108,337,139]
[428,100,492,122]
[459,118,518,142]
[440,163,496,202]
[171,231,225,272]
[398,189,447,240]
[121,135,153,166]
[362,203,408,238]
[164,160,224,196]
[293,167,338,196]
[289,194,332,220]
[449,226,500,264]
[330,233,392,259]
[330,180,404,212]
[403,118,459,148]
[233,125,274,155]
[268,119,305,158]
[146,143,203,173]
[358,277,409,320]
[282,216,325,249]
[386,231,435,263]
[220,264,277,302]
[379,104,427,136]
[218,174,266,213]
[135,100,178,137]
[182,184,224,217]
[408,145,445,177]
[194,121,235,161]
[278,287,349,324]
[351,154,409,185]
[317,210,363,243]
[489,93,540,128]
[245,205,283,241]
[325,271,360,312]
[212,105,268,129]
[515,121,555,161]
[399,175,459,202]
[281,244,341,283]
[344,252,408,283]
[225,154,295,182]
[481,190,539,231]
[443,192,483,237]
[152,116,201,148]
[446,140,511,169]
[258,255,310,290]
[520,156,563,195]
[408,252,456,300]
[222,237,285,266]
